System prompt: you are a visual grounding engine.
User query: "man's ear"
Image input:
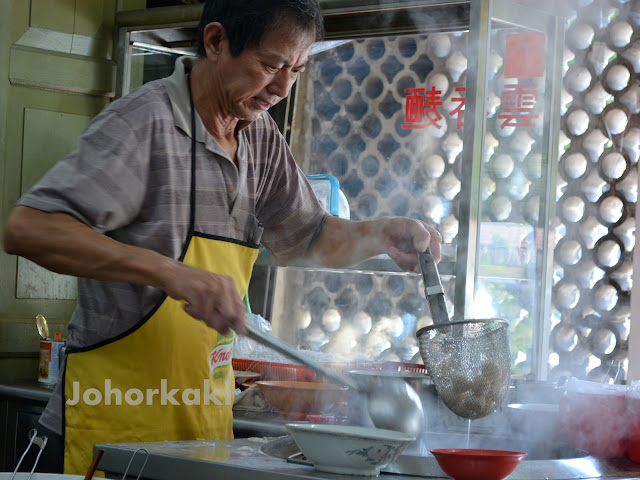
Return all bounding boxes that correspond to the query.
[202,22,226,59]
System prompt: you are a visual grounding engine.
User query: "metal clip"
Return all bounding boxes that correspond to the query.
[10,429,48,480]
[121,448,149,480]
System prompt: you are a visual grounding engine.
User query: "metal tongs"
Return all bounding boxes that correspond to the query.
[242,323,425,437]
[11,429,48,480]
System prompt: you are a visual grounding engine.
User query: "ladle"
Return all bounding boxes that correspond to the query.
[243,323,425,438]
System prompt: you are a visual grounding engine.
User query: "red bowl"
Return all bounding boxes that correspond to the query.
[431,448,527,480]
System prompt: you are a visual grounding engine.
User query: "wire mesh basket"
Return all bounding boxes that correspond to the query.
[416,319,511,419]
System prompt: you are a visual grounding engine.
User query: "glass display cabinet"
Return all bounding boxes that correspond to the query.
[115,0,568,380]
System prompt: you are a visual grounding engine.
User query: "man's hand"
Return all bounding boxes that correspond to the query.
[158,262,247,335]
[379,217,441,274]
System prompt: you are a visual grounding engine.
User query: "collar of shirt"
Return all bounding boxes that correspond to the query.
[162,56,207,143]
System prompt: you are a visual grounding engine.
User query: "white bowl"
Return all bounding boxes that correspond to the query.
[285,423,414,476]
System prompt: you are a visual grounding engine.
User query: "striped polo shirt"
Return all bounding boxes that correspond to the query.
[18,56,327,434]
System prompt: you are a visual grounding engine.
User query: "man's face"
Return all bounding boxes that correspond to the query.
[217,22,315,123]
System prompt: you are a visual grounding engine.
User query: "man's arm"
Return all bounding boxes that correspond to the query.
[3,206,246,333]
[304,215,441,273]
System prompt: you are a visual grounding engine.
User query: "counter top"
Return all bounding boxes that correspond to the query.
[0,381,56,403]
[95,437,640,480]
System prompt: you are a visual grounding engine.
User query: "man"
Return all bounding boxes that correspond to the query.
[4,0,440,474]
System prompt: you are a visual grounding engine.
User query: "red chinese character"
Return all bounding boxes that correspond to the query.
[498,83,539,128]
[449,87,466,130]
[402,86,443,129]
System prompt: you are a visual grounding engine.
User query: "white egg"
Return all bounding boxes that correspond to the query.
[297,310,312,329]
[446,50,467,82]
[439,170,461,200]
[423,154,446,178]
[428,72,450,96]
[428,34,451,59]
[566,66,592,92]
[563,152,588,179]
[321,308,341,332]
[601,152,627,180]
[605,64,631,91]
[423,195,444,221]
[566,109,590,136]
[556,283,580,309]
[597,239,622,267]
[569,24,595,51]
[491,153,514,178]
[599,195,624,224]
[557,239,582,266]
[594,285,618,312]
[604,108,628,135]
[439,214,459,244]
[610,21,633,48]
[441,132,463,164]
[490,195,512,221]
[562,196,586,223]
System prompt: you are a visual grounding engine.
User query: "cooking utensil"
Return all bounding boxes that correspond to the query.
[243,323,424,437]
[36,314,49,340]
[416,251,511,420]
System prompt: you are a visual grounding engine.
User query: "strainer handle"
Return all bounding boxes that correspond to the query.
[418,251,450,325]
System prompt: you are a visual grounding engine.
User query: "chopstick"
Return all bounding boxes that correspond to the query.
[84,448,104,480]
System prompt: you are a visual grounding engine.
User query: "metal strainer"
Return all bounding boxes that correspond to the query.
[415,251,511,419]
[416,319,511,419]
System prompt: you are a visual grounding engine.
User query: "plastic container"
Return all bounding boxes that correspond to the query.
[559,378,628,458]
[306,174,350,219]
[627,381,640,462]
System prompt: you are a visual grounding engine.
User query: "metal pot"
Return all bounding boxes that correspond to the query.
[347,370,437,431]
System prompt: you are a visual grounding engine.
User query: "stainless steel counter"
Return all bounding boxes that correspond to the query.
[95,436,640,480]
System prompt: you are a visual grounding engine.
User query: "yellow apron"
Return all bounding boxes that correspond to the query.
[63,72,260,474]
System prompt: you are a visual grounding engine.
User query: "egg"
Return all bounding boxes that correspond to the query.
[562,152,588,179]
[566,108,590,136]
[445,51,467,82]
[427,34,451,59]
[610,21,633,48]
[600,195,624,224]
[605,64,631,91]
[597,239,622,267]
[562,196,586,223]
[566,66,592,92]
[569,23,595,51]
[604,108,628,135]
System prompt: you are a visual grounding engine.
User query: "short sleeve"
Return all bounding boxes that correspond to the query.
[17,108,150,233]
[248,115,328,265]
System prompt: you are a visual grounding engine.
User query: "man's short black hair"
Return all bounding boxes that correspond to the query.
[197,0,324,57]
